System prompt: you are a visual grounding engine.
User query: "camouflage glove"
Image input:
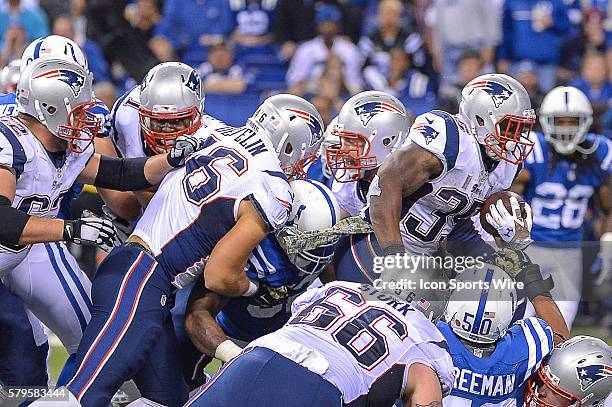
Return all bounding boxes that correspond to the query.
[252,283,290,308]
[493,248,553,300]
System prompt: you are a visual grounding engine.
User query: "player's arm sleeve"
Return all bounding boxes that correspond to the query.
[249,176,293,233]
[0,131,27,179]
[407,111,459,178]
[515,317,554,386]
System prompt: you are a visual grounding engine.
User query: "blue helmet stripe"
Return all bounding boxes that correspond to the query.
[309,180,336,225]
[471,268,495,334]
[33,39,43,59]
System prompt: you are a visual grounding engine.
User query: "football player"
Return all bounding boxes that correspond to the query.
[439,261,556,405]
[369,73,536,259]
[305,116,337,188]
[524,335,611,406]
[325,90,410,218]
[0,35,144,388]
[60,95,323,407]
[185,280,455,407]
[184,179,340,366]
[512,86,612,329]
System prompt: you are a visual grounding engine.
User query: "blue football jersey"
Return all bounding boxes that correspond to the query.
[305,155,333,188]
[0,93,16,116]
[438,317,553,406]
[523,132,612,243]
[215,235,319,342]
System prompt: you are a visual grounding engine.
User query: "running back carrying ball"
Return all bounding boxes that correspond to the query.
[480,190,534,250]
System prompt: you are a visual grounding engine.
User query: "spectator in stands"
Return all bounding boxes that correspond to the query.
[560,9,608,83]
[53,15,116,107]
[273,0,343,61]
[198,42,251,95]
[151,0,235,66]
[124,0,161,42]
[498,0,570,92]
[359,0,429,84]
[570,51,612,116]
[230,0,278,65]
[427,0,499,85]
[0,0,49,65]
[71,0,86,46]
[512,60,544,112]
[438,49,483,113]
[286,3,363,96]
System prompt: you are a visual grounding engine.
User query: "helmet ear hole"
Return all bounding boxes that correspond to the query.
[382,136,394,146]
[476,115,485,126]
[284,143,293,155]
[47,106,56,114]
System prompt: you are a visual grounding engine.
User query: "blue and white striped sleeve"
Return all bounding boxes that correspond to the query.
[516,317,554,386]
[0,122,27,179]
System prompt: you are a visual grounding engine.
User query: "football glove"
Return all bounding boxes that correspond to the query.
[485,196,533,250]
[101,205,135,243]
[63,210,121,252]
[167,134,206,168]
[252,283,290,307]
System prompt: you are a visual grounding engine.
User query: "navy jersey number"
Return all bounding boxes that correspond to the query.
[403,187,481,242]
[183,146,248,205]
[289,286,408,370]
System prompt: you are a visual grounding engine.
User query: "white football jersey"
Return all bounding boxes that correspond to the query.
[110,86,224,158]
[394,110,520,255]
[133,123,293,286]
[0,115,93,273]
[331,174,369,217]
[251,281,454,405]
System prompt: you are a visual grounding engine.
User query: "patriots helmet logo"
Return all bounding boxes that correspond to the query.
[286,108,324,147]
[576,364,612,391]
[413,118,439,145]
[469,80,514,109]
[354,101,405,127]
[184,70,201,95]
[33,69,85,96]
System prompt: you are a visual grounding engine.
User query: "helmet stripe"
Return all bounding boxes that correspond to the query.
[471,268,495,335]
[33,39,43,59]
[309,180,336,225]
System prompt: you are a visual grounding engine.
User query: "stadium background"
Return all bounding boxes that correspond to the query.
[1,0,610,381]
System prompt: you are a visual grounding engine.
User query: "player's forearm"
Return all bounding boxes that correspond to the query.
[97,189,142,221]
[205,268,251,297]
[403,363,443,407]
[19,216,65,244]
[141,154,175,186]
[532,296,569,344]
[185,307,228,358]
[370,158,406,250]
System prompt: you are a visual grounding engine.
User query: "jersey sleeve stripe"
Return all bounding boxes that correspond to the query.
[528,317,553,363]
[518,319,538,383]
[430,111,459,171]
[0,121,26,178]
[601,137,612,172]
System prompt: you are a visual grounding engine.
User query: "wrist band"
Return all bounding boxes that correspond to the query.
[214,340,242,362]
[242,281,258,297]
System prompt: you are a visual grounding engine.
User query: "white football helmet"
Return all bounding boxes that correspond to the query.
[281,179,341,275]
[139,62,204,154]
[444,263,517,344]
[460,74,536,165]
[20,35,88,73]
[16,57,99,152]
[248,94,324,178]
[540,86,596,155]
[525,335,612,407]
[321,116,340,179]
[327,91,409,182]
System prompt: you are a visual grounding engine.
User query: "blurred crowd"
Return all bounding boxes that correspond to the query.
[1,0,611,132]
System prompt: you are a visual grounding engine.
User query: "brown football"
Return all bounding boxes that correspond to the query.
[480,190,527,237]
